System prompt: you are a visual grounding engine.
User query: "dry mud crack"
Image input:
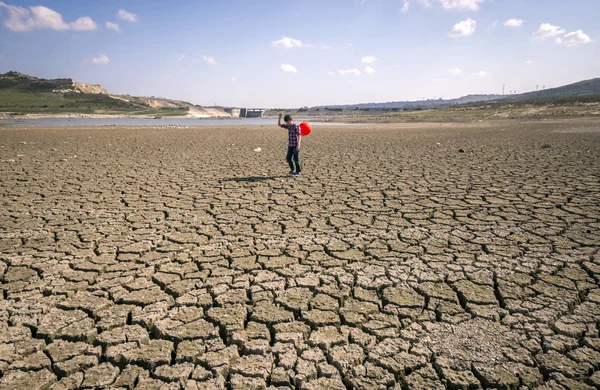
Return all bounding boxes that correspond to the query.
[1,120,599,389]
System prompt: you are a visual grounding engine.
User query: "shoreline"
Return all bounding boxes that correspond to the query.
[2,109,598,124]
[0,113,236,120]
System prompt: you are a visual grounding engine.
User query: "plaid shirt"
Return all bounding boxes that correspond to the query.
[281,123,301,147]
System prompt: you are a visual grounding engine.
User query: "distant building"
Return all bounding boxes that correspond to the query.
[224,108,263,118]
[245,109,263,118]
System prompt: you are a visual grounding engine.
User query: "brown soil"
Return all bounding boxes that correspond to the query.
[1,119,599,389]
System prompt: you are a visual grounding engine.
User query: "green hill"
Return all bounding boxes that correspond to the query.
[311,78,600,110]
[0,71,189,116]
[496,78,600,103]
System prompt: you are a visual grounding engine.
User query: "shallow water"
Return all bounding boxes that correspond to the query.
[0,117,348,127]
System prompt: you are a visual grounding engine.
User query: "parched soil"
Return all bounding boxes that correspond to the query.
[1,119,599,389]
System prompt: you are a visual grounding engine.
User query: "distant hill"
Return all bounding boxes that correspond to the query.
[494,78,600,103]
[313,94,502,110]
[313,78,600,109]
[0,71,229,118]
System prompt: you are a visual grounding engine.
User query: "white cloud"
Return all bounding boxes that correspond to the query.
[401,1,410,13]
[448,68,463,75]
[70,17,96,31]
[25,5,69,30]
[232,77,236,83]
[0,2,33,32]
[328,71,335,75]
[105,21,121,33]
[203,56,218,65]
[272,36,306,49]
[281,64,298,73]
[504,19,524,27]
[532,24,565,40]
[525,60,533,64]
[92,54,110,65]
[472,70,489,78]
[439,0,484,11]
[448,18,476,37]
[364,66,376,74]
[117,9,138,23]
[556,30,592,47]
[361,56,376,64]
[321,44,332,50]
[176,54,185,61]
[0,2,97,32]
[338,69,361,76]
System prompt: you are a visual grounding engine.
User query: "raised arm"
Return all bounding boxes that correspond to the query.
[278,112,283,127]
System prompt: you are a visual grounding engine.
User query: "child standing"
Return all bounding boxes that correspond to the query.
[278,113,301,176]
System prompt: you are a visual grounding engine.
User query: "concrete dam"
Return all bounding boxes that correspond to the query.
[225,108,264,118]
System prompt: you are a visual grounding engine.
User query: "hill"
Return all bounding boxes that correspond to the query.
[313,94,502,110]
[312,78,600,110]
[0,71,229,118]
[494,78,600,103]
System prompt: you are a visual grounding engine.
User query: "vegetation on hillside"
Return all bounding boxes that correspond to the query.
[0,71,188,116]
[344,98,600,122]
[496,78,600,102]
[307,78,600,111]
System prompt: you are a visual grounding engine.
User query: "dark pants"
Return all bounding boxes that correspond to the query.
[286,146,301,173]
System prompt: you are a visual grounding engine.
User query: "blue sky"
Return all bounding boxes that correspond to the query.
[0,0,598,107]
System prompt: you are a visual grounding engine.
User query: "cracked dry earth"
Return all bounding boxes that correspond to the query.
[1,120,600,390]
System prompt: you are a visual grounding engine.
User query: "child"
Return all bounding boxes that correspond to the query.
[278,113,301,176]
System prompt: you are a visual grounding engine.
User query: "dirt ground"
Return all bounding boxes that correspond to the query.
[1,119,599,389]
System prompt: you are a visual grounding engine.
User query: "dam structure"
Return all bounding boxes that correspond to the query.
[225,108,264,118]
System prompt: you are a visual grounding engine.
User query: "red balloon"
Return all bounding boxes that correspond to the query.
[299,122,312,136]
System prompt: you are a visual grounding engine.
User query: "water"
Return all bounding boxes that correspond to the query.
[1,117,349,127]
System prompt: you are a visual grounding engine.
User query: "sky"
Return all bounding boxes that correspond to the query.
[0,0,598,108]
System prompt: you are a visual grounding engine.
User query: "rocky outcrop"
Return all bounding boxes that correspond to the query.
[73,82,110,94]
